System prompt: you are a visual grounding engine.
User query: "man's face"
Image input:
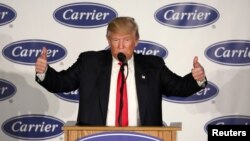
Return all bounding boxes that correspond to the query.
[107,32,138,60]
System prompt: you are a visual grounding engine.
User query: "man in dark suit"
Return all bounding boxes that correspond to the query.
[35,17,207,126]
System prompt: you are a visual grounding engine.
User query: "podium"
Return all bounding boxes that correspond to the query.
[63,121,182,141]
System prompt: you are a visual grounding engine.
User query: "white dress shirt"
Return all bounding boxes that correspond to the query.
[106,56,140,126]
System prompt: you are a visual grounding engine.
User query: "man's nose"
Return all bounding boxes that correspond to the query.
[118,40,124,49]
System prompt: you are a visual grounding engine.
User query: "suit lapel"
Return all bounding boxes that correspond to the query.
[96,51,112,123]
[134,54,149,124]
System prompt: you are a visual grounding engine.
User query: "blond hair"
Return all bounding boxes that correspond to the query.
[106,17,139,39]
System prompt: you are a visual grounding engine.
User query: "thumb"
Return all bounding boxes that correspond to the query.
[193,56,200,68]
[40,47,47,60]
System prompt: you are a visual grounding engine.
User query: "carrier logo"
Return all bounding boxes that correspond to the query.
[2,39,67,65]
[163,81,219,103]
[155,3,219,28]
[135,40,168,58]
[55,89,79,103]
[77,132,161,141]
[0,79,16,101]
[204,115,250,132]
[0,3,17,26]
[2,114,64,140]
[53,2,118,28]
[205,40,250,66]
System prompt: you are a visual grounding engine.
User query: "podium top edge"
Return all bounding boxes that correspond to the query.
[63,121,182,131]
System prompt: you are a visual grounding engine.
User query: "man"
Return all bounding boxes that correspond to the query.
[35,17,207,126]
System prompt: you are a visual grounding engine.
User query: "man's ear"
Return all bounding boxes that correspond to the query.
[135,40,139,47]
[106,35,111,44]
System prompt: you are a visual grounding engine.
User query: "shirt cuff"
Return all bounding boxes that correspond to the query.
[36,66,48,82]
[36,73,45,81]
[197,78,207,88]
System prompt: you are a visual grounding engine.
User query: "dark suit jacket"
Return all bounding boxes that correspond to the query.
[36,50,204,126]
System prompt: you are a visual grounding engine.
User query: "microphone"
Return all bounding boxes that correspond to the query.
[117,52,127,66]
[117,52,128,80]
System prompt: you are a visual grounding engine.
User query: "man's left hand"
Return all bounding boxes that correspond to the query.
[192,56,205,81]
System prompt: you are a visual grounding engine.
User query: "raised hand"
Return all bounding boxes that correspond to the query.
[192,56,205,81]
[35,47,48,74]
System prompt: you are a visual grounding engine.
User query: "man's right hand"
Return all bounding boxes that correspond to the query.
[35,47,48,74]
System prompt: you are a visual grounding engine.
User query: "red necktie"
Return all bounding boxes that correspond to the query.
[115,63,128,126]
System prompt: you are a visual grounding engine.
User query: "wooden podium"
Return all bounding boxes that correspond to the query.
[63,121,182,141]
